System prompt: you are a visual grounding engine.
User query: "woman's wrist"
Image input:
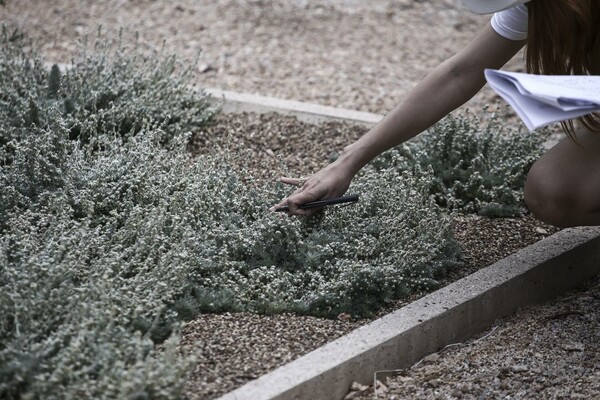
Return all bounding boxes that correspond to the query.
[335,141,373,176]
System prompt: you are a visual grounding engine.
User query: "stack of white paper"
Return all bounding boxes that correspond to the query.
[484,69,600,131]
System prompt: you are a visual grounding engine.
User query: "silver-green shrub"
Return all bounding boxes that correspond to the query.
[0,120,460,398]
[0,29,210,399]
[373,110,545,217]
[0,26,218,155]
[0,29,462,398]
[193,161,461,318]
[0,121,197,397]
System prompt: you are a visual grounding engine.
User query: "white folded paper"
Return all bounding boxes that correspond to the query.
[484,69,600,131]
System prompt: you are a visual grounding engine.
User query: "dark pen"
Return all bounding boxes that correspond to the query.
[274,195,359,213]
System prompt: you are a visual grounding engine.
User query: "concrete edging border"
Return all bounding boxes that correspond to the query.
[219,227,600,400]
[205,88,383,127]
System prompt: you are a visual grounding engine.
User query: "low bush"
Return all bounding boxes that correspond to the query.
[0,28,218,399]
[0,29,461,398]
[0,26,217,160]
[191,161,461,318]
[373,110,545,217]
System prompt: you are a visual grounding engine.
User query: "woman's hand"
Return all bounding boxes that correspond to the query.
[270,161,354,216]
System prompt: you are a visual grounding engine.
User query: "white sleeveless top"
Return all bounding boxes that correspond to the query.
[491,4,529,41]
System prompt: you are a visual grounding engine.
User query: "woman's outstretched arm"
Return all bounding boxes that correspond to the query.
[271,22,525,215]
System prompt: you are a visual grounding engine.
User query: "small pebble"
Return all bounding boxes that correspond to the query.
[511,365,529,373]
[422,353,441,363]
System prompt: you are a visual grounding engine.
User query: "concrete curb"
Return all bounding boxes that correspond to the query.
[205,88,383,127]
[219,226,600,400]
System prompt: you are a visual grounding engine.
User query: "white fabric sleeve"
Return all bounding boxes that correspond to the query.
[491,4,528,41]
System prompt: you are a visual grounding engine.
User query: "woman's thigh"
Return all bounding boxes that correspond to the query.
[524,127,600,227]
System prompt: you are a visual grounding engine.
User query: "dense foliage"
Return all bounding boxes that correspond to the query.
[373,110,544,217]
[0,28,221,399]
[0,29,462,398]
[0,27,543,399]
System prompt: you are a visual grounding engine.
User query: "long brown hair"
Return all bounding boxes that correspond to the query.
[526,0,600,138]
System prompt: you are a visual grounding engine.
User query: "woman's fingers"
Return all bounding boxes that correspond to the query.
[269,176,327,215]
[284,189,326,216]
[272,164,352,216]
[280,177,307,187]
[269,190,320,215]
[268,177,307,213]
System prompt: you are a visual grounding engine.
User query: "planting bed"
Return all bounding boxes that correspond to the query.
[181,111,558,399]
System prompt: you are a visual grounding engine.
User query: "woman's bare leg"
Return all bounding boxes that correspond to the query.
[524,128,600,228]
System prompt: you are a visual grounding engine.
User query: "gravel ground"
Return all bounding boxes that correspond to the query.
[0,2,586,399]
[188,112,368,184]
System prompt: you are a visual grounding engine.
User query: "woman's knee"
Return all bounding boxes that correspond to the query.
[525,129,600,227]
[524,162,577,227]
